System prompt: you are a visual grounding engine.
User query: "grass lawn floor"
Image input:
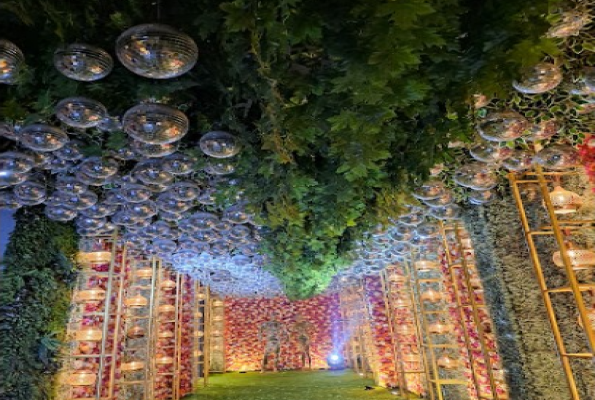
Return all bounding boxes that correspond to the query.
[185,369,413,400]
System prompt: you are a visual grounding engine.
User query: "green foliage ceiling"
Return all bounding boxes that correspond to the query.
[0,0,561,298]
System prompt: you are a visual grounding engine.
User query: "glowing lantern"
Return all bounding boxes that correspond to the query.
[213,316,224,322]
[156,355,174,365]
[75,325,103,341]
[78,251,111,265]
[159,304,175,313]
[437,353,458,369]
[195,311,203,318]
[415,260,439,271]
[213,300,224,307]
[161,279,176,289]
[127,326,145,339]
[158,330,175,338]
[67,370,97,386]
[193,350,203,357]
[125,294,148,308]
[75,288,106,302]
[547,185,582,215]
[553,243,595,270]
[121,361,145,371]
[194,330,204,338]
[421,288,443,303]
[428,320,452,334]
[136,267,153,278]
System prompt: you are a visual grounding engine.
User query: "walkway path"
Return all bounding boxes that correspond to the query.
[186,370,409,400]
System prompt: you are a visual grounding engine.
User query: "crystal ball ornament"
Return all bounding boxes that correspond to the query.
[0,39,25,84]
[116,24,198,79]
[123,103,189,144]
[13,181,46,205]
[478,111,528,142]
[54,43,113,81]
[199,131,241,158]
[513,62,563,94]
[55,97,107,129]
[19,124,69,152]
[534,144,580,171]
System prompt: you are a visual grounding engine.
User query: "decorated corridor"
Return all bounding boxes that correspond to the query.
[187,371,401,400]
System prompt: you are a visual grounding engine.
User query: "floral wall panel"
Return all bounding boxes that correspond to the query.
[225,294,341,371]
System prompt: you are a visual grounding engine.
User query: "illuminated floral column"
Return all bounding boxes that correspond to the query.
[363,275,397,387]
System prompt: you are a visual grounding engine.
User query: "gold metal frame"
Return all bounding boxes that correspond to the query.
[440,223,509,400]
[383,262,434,398]
[509,167,595,400]
[192,281,209,389]
[409,246,469,400]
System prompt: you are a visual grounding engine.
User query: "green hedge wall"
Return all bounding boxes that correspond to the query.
[462,193,595,400]
[0,208,78,400]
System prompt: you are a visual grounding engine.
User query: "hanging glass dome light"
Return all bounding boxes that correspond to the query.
[45,204,77,221]
[469,141,513,163]
[167,181,200,201]
[553,242,595,270]
[55,97,107,129]
[131,140,179,158]
[133,159,174,186]
[54,140,85,161]
[502,149,534,172]
[204,158,236,175]
[513,62,563,94]
[120,183,153,203]
[78,157,119,179]
[0,122,18,141]
[523,120,558,142]
[19,124,69,152]
[161,152,197,175]
[116,24,198,79]
[0,190,21,209]
[478,111,527,142]
[123,103,189,144]
[429,204,461,220]
[453,162,499,190]
[534,144,580,171]
[469,189,498,205]
[0,39,25,84]
[412,180,445,200]
[13,180,46,205]
[54,43,113,81]
[199,131,241,158]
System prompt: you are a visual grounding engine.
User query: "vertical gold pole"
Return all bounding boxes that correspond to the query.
[508,171,581,400]
[95,230,119,400]
[107,242,126,399]
[204,286,211,386]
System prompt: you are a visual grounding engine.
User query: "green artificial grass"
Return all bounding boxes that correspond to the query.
[185,370,411,400]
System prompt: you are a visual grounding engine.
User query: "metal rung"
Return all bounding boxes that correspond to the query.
[430,379,467,384]
[562,352,594,359]
[429,344,458,348]
[546,284,595,294]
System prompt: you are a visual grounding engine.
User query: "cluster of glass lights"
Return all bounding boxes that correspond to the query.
[0,25,283,297]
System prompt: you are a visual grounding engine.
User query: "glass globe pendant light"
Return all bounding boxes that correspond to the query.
[54,43,113,81]
[116,24,198,79]
[0,39,25,84]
